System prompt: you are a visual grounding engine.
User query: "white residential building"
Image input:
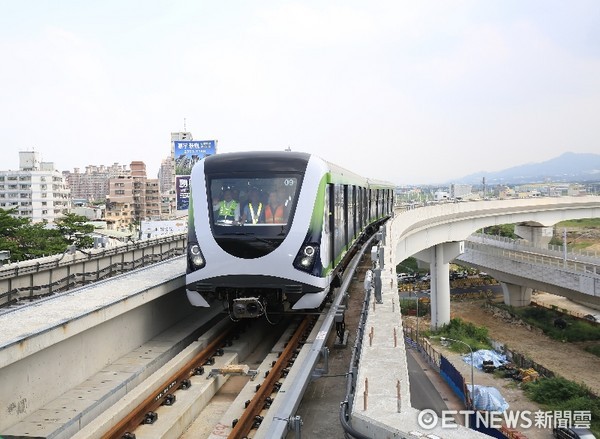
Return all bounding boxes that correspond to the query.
[0,151,71,223]
[450,183,472,200]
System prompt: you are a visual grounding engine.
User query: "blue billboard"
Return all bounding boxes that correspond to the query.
[174,140,217,177]
[174,140,217,211]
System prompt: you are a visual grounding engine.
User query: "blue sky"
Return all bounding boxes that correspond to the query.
[1,1,599,185]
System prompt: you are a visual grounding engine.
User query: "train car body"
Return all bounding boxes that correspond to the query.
[185,151,394,320]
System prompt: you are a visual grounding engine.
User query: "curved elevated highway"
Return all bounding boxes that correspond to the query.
[391,196,600,329]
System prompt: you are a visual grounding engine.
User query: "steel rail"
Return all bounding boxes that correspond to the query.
[228,315,315,439]
[102,321,237,439]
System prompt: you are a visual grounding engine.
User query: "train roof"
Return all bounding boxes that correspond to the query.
[202,151,395,189]
[203,151,311,173]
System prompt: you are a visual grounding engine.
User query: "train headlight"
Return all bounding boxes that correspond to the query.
[187,243,206,271]
[293,244,320,274]
[303,246,315,256]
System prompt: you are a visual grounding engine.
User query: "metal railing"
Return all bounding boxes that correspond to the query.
[465,234,600,277]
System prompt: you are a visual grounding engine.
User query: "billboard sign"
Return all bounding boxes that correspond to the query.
[140,219,187,239]
[174,140,217,176]
[174,140,217,211]
[176,176,190,210]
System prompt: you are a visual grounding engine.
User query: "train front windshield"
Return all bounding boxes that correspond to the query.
[209,176,300,232]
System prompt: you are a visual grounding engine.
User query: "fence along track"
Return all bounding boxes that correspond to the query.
[0,233,185,306]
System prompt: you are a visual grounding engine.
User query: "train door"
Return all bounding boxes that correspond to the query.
[327,184,335,271]
[343,184,349,250]
[349,185,356,242]
[330,184,346,266]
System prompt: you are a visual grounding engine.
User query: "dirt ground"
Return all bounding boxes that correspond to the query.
[403,294,600,439]
[448,297,600,396]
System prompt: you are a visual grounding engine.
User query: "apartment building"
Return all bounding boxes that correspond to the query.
[158,156,174,196]
[104,161,161,231]
[0,151,71,223]
[158,156,176,219]
[63,163,129,202]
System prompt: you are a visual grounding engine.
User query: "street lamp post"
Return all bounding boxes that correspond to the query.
[563,227,568,267]
[408,290,420,342]
[416,294,420,341]
[441,337,475,408]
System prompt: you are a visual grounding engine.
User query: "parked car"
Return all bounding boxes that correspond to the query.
[449,271,468,280]
[397,272,418,283]
[553,426,596,439]
[397,273,409,282]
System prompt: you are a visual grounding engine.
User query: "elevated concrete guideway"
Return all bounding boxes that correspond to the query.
[390,196,600,329]
[457,235,600,308]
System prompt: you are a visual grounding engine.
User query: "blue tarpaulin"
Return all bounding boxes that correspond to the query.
[463,349,507,370]
[468,384,510,411]
[461,350,510,411]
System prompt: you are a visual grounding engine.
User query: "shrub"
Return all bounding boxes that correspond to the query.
[434,318,491,352]
[584,344,600,357]
[523,376,587,405]
[501,304,600,343]
[523,377,600,435]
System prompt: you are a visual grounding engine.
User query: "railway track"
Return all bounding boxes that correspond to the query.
[80,241,370,439]
[73,313,319,439]
[103,318,241,438]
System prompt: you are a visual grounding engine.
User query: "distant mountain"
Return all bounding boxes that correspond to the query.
[454,152,600,185]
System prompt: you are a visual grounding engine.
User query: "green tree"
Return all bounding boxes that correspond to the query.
[0,208,30,236]
[17,222,67,259]
[483,224,517,239]
[0,209,96,262]
[0,208,32,261]
[54,213,95,249]
[397,257,419,274]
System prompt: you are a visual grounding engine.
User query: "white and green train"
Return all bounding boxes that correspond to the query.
[186,151,394,320]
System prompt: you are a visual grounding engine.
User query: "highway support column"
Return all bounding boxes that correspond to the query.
[500,282,533,307]
[415,241,464,330]
[514,224,553,249]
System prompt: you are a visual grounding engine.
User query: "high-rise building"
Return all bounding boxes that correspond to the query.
[63,163,129,202]
[0,151,71,223]
[158,156,175,218]
[105,174,134,231]
[158,157,174,195]
[145,178,161,219]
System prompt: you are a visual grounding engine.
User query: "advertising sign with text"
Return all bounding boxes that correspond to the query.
[174,140,217,210]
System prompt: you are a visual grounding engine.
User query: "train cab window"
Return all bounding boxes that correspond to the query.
[209,176,299,232]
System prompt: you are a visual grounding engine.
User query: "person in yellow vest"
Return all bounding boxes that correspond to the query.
[264,191,285,224]
[240,189,265,224]
[214,189,240,224]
